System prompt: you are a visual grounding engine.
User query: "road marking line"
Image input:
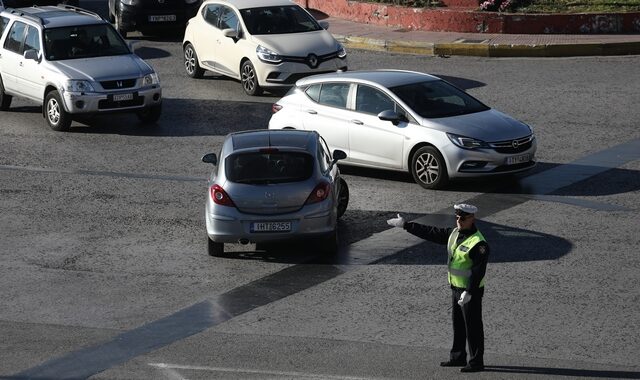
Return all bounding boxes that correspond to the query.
[149,362,390,380]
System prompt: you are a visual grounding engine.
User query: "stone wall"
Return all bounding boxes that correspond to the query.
[294,0,640,34]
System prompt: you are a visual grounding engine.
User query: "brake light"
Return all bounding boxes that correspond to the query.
[305,182,331,205]
[272,103,282,113]
[210,184,235,207]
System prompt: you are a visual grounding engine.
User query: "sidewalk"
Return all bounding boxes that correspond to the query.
[320,13,640,57]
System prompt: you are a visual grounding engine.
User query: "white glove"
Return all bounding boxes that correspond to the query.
[387,213,405,228]
[458,291,472,306]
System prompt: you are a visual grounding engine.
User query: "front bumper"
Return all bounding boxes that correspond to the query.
[254,57,348,88]
[443,137,538,178]
[62,85,162,114]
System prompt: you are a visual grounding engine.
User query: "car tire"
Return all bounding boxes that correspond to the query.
[44,90,72,132]
[136,103,162,124]
[115,11,127,38]
[0,76,12,111]
[184,43,204,79]
[240,60,262,96]
[337,178,349,219]
[411,145,448,189]
[207,237,224,257]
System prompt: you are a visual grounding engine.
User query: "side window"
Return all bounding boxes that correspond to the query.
[219,6,239,31]
[24,25,40,52]
[203,4,221,27]
[305,84,321,102]
[0,16,9,37]
[355,85,395,115]
[3,21,26,54]
[317,136,332,173]
[318,83,349,109]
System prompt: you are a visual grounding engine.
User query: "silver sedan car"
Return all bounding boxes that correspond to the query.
[202,129,349,256]
[268,70,536,189]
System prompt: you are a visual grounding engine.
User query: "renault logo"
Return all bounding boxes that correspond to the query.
[307,54,318,68]
[264,191,274,199]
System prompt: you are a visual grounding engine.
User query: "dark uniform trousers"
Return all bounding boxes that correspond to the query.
[450,287,484,367]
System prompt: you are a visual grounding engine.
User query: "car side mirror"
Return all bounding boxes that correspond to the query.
[223,28,238,39]
[378,109,403,126]
[23,49,39,61]
[319,21,329,30]
[202,153,217,165]
[332,149,347,161]
[327,149,347,173]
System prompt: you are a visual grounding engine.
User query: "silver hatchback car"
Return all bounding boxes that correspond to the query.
[202,129,349,256]
[269,70,536,189]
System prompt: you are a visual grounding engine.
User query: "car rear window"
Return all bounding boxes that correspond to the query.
[226,151,313,184]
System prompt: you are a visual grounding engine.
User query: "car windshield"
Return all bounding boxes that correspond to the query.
[240,5,322,35]
[226,151,313,184]
[390,80,490,119]
[44,24,129,61]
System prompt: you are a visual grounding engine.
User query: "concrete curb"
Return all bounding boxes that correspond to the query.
[335,35,640,57]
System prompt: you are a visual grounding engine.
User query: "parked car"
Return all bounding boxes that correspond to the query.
[183,0,348,96]
[0,5,162,131]
[1,0,78,8]
[268,70,537,189]
[108,0,201,37]
[202,129,349,256]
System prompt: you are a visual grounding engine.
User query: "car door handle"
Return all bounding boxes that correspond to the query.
[351,119,363,125]
[305,109,317,114]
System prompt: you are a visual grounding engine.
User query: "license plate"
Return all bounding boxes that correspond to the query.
[506,153,531,165]
[251,222,291,233]
[148,15,176,22]
[113,93,133,102]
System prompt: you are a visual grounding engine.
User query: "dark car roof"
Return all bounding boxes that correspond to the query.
[230,129,316,152]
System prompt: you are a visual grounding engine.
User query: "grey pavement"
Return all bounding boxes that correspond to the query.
[320,13,640,57]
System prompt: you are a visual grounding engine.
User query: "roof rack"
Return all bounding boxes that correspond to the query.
[5,7,44,25]
[57,4,104,20]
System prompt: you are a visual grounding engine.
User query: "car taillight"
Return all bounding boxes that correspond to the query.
[305,182,330,205]
[210,184,235,207]
[272,103,282,113]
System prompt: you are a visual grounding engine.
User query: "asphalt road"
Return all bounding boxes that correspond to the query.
[1,4,640,379]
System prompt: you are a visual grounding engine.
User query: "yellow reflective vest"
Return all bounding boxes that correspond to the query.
[447,228,486,288]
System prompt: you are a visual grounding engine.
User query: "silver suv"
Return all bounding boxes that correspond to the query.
[0,5,162,131]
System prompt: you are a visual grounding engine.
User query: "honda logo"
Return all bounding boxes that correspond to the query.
[116,81,123,88]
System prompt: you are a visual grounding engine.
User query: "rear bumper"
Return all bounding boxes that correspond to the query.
[118,2,200,32]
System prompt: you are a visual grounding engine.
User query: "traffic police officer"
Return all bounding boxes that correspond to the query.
[387,204,489,373]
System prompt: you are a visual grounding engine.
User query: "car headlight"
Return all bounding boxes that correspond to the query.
[256,45,282,64]
[447,133,489,149]
[65,80,94,93]
[337,43,347,59]
[143,72,160,86]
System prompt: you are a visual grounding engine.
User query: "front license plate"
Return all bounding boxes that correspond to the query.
[506,153,531,165]
[148,15,176,22]
[251,222,291,233]
[113,93,133,102]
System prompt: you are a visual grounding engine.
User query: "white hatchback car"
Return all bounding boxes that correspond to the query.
[182,0,347,96]
[269,70,537,189]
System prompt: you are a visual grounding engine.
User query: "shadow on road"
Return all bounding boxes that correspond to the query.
[484,365,640,379]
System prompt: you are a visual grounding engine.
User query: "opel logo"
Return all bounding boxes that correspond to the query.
[307,54,318,68]
[116,81,123,88]
[512,140,519,148]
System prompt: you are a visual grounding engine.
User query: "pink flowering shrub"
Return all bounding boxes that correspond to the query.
[479,0,519,12]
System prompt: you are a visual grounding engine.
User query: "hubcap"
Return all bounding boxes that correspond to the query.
[241,64,255,92]
[185,48,195,74]
[415,152,439,184]
[47,99,60,125]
